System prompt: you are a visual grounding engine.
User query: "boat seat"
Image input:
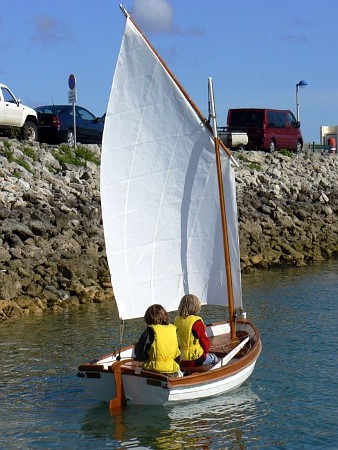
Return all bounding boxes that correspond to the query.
[209,331,249,353]
[121,360,143,368]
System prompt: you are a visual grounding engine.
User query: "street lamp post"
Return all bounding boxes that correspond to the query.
[296,80,307,122]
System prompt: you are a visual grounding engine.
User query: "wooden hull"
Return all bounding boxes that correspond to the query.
[78,320,261,406]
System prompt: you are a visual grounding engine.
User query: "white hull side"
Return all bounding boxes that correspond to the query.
[80,350,134,403]
[122,373,170,405]
[123,361,256,406]
[82,372,117,403]
[168,362,256,403]
[81,360,256,406]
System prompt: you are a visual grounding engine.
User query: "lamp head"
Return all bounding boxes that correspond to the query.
[297,80,308,88]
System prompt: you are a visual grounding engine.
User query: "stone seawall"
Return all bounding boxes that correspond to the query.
[0,138,337,322]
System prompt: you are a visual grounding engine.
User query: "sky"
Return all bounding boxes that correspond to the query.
[1,0,338,144]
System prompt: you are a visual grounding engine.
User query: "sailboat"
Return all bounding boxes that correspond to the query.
[78,5,261,410]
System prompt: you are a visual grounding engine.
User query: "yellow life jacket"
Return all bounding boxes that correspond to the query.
[143,324,180,374]
[174,315,204,361]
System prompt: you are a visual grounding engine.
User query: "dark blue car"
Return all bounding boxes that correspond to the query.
[35,105,104,145]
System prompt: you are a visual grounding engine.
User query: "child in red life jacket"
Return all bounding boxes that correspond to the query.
[134,304,181,376]
[174,294,218,368]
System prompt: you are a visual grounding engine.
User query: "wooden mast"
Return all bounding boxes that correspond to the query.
[208,78,237,343]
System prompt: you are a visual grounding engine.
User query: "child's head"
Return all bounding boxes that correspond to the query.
[144,304,170,325]
[178,294,201,318]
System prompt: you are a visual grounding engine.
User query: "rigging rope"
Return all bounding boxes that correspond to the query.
[117,319,125,361]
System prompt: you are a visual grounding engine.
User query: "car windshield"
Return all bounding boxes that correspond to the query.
[230,110,264,127]
[35,106,68,115]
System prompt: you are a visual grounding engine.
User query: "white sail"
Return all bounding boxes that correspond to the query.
[101,17,242,320]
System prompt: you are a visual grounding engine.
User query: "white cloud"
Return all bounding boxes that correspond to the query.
[30,15,73,47]
[280,33,307,43]
[132,0,174,33]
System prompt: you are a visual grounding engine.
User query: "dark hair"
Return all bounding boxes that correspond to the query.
[144,304,169,325]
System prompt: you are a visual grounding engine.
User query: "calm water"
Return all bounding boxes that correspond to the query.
[0,260,337,449]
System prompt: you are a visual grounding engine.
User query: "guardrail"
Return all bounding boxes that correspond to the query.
[311,142,335,155]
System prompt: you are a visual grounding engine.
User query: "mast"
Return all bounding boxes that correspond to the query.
[208,78,237,343]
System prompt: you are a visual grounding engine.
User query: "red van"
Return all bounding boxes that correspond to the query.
[226,108,303,153]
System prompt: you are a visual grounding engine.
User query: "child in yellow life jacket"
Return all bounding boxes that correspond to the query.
[134,304,181,376]
[174,294,218,368]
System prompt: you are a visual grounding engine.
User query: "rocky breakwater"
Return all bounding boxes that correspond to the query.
[0,138,337,323]
[0,138,111,322]
[234,149,337,270]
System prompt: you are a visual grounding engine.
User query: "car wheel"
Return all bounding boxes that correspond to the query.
[22,121,37,142]
[295,140,302,153]
[66,129,75,146]
[237,144,245,150]
[269,140,276,153]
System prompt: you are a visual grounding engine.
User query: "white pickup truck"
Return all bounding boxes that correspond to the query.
[0,83,38,141]
[217,126,248,150]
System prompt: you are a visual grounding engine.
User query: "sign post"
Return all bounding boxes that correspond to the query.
[68,74,77,149]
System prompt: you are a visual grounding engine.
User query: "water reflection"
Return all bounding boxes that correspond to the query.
[0,260,337,449]
[81,384,264,449]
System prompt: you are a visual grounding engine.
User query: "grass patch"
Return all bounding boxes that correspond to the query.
[13,157,33,174]
[1,141,35,172]
[22,146,37,161]
[1,141,14,162]
[237,154,248,162]
[278,149,294,158]
[52,144,99,166]
[75,145,100,165]
[248,162,262,171]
